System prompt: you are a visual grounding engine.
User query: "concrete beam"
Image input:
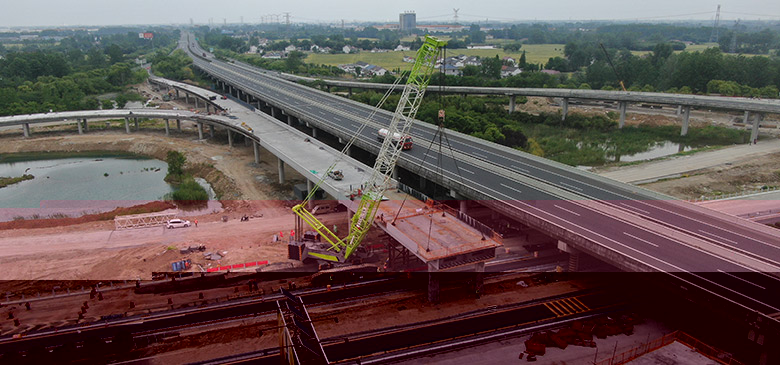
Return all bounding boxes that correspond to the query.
[681,106,691,136]
[164,119,170,136]
[278,158,286,184]
[561,97,569,121]
[618,101,627,128]
[124,118,130,134]
[22,123,30,138]
[253,141,260,164]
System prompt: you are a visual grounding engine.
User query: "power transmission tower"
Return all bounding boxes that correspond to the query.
[730,19,740,53]
[453,8,459,24]
[709,4,721,43]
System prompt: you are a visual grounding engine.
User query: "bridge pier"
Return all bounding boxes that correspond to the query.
[134,118,139,131]
[307,180,314,210]
[209,124,215,138]
[474,261,485,297]
[557,240,581,272]
[22,123,30,138]
[618,101,627,128]
[83,119,88,132]
[676,105,682,115]
[185,93,189,104]
[392,166,399,181]
[176,119,181,132]
[561,97,569,121]
[164,119,170,136]
[508,95,516,113]
[751,113,762,143]
[206,104,211,113]
[124,118,130,134]
[197,122,204,140]
[311,127,318,138]
[271,107,278,119]
[194,98,199,108]
[278,159,286,184]
[77,119,83,134]
[253,141,260,164]
[287,115,294,127]
[427,268,440,303]
[681,106,691,136]
[744,111,750,124]
[175,89,180,99]
[348,87,352,97]
[227,129,233,148]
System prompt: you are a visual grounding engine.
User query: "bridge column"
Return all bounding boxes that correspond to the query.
[77,119,83,134]
[124,118,130,134]
[561,97,569,121]
[311,127,318,138]
[750,113,762,144]
[185,93,189,104]
[557,240,581,272]
[197,122,204,140]
[271,107,277,119]
[743,111,750,124]
[134,118,139,131]
[427,267,440,303]
[175,89,180,99]
[392,166,399,181]
[307,180,315,210]
[419,176,427,190]
[176,119,181,132]
[194,98,199,108]
[287,115,294,127]
[164,119,170,136]
[681,106,691,136]
[83,119,89,132]
[348,87,352,97]
[209,124,215,138]
[227,129,233,148]
[676,105,682,115]
[618,101,627,128]
[206,104,211,113]
[459,200,468,215]
[278,158,286,184]
[253,141,260,164]
[474,261,485,298]
[22,123,30,138]
[508,95,516,113]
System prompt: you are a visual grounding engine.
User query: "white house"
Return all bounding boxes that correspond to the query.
[501,66,522,78]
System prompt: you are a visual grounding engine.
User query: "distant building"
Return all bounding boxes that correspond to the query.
[501,66,522,78]
[399,11,416,33]
[395,45,411,52]
[342,45,358,54]
[262,52,283,59]
[540,69,561,75]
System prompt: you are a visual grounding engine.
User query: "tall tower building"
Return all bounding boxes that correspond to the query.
[399,11,416,33]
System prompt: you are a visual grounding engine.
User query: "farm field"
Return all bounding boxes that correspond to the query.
[305,44,566,70]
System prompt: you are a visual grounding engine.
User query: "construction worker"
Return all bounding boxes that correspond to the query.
[194,219,198,227]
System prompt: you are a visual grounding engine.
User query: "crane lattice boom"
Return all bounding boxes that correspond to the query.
[292,35,446,262]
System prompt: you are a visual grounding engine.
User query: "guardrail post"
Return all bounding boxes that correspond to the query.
[22,123,30,138]
[750,113,762,143]
[561,97,569,121]
[681,106,691,136]
[124,117,130,134]
[278,158,286,184]
[164,119,170,136]
[253,141,260,164]
[618,101,627,128]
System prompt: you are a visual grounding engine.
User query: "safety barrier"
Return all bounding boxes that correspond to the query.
[594,330,745,365]
[206,260,268,272]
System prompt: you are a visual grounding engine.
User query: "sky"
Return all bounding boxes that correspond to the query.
[2,0,780,27]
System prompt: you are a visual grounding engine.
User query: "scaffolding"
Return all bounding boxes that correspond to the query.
[114,211,177,230]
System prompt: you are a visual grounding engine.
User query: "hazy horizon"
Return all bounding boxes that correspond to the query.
[2,0,780,28]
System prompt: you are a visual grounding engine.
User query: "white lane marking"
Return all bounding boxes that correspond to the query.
[511,165,530,174]
[699,229,739,245]
[459,167,475,175]
[473,152,488,159]
[620,202,651,215]
[624,232,659,248]
[554,204,581,217]
[718,270,766,290]
[499,183,523,195]
[559,182,583,192]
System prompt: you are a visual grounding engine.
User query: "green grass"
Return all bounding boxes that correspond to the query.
[305,44,565,71]
[0,174,34,188]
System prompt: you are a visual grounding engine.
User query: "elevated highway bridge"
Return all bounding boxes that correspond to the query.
[182,34,780,330]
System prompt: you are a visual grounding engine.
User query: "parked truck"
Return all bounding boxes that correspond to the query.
[377,128,413,150]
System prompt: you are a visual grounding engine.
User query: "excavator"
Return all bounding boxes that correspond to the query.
[291,35,447,263]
